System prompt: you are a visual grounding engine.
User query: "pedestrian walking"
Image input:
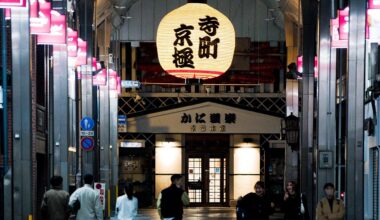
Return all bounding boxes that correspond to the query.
[283,181,309,220]
[115,184,138,220]
[157,174,190,220]
[40,176,70,220]
[69,174,103,220]
[237,181,274,220]
[316,183,345,220]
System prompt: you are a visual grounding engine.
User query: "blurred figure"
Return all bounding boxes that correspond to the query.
[238,181,274,220]
[157,174,189,220]
[41,176,70,220]
[69,174,103,220]
[316,183,345,220]
[115,184,138,220]
[283,181,309,220]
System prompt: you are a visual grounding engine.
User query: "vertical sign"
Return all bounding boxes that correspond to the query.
[118,115,127,133]
[94,182,106,210]
[0,0,26,8]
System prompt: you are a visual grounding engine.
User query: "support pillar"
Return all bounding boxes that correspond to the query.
[99,81,110,216]
[11,7,33,220]
[346,0,366,219]
[316,0,337,201]
[301,0,317,218]
[53,45,69,191]
[110,93,119,211]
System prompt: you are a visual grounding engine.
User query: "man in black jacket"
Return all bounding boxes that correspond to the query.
[157,174,190,220]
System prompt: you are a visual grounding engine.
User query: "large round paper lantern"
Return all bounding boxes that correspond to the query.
[156,3,235,80]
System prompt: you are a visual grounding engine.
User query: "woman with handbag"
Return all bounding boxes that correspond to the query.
[283,181,309,220]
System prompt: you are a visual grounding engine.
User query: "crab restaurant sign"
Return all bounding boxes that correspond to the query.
[156,3,235,80]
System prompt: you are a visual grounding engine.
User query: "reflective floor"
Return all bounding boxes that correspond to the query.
[131,207,284,219]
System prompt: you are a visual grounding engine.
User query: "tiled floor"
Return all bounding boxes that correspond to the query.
[130,207,284,220]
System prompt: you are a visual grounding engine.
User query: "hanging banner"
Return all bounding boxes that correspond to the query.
[30,0,51,34]
[296,56,318,78]
[0,0,26,8]
[93,69,107,86]
[67,28,78,57]
[338,8,349,40]
[37,10,66,45]
[109,69,118,90]
[156,3,235,80]
[76,38,87,66]
[369,0,380,9]
[117,76,121,95]
[331,18,348,48]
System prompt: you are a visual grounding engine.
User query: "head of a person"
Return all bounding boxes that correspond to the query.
[286,181,297,195]
[171,174,184,188]
[50,176,63,188]
[324,182,335,199]
[83,174,94,185]
[124,184,134,200]
[254,181,265,197]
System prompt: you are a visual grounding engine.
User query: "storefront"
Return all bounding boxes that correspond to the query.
[118,101,282,206]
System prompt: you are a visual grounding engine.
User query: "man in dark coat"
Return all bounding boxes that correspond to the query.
[157,174,190,220]
[41,176,70,220]
[238,181,274,220]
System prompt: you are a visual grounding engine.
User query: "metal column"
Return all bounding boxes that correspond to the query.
[316,0,337,200]
[110,92,119,213]
[346,0,366,219]
[301,0,317,217]
[2,8,11,220]
[99,82,110,213]
[81,65,94,175]
[11,7,33,220]
[79,0,94,177]
[53,45,69,191]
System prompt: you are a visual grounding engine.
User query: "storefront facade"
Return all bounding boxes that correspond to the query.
[118,101,283,206]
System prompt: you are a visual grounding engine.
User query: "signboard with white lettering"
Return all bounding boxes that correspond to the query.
[121,80,141,89]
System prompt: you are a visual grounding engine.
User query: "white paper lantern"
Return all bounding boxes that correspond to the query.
[157,3,235,79]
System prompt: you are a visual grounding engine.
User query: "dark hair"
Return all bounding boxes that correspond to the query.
[255,181,265,189]
[324,182,335,190]
[83,174,94,185]
[124,184,134,200]
[171,174,183,183]
[50,176,63,187]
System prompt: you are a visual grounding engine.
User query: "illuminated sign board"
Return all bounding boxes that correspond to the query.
[0,0,26,8]
[157,3,235,80]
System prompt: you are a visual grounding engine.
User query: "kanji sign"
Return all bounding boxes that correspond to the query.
[181,112,236,132]
[37,10,66,45]
[94,183,106,210]
[30,0,51,34]
[0,0,26,8]
[67,28,78,57]
[157,3,235,79]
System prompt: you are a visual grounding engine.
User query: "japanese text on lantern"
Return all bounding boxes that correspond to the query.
[172,16,220,69]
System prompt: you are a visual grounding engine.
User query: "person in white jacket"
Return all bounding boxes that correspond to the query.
[115,184,138,220]
[69,174,103,220]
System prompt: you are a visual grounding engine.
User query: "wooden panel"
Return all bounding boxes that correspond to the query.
[218,0,230,19]
[255,0,267,41]
[166,0,179,12]
[128,0,142,40]
[242,0,254,38]
[229,0,243,37]
[208,0,218,8]
[153,0,167,39]
[141,0,155,41]
[120,21,129,40]
[117,0,284,42]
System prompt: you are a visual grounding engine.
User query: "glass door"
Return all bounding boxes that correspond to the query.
[187,156,227,205]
